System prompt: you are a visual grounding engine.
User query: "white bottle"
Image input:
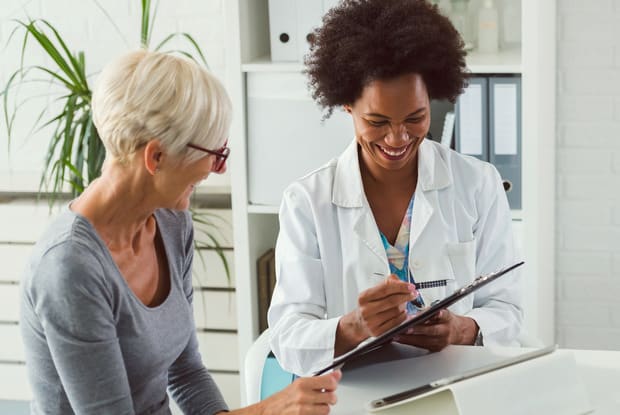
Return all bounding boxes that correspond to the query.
[437,0,452,16]
[477,0,499,53]
[501,0,521,49]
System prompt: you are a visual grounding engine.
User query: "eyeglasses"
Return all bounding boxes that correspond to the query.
[187,141,230,172]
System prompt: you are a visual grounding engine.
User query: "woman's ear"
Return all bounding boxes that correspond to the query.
[144,140,164,175]
[343,105,353,114]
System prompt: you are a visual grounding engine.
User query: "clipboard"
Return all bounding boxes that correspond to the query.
[367,344,557,410]
[314,261,524,376]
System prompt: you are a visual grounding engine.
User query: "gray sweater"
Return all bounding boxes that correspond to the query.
[20,207,229,415]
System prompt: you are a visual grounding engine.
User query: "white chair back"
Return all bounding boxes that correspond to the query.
[244,329,273,405]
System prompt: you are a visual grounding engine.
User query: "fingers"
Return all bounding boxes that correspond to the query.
[291,371,341,406]
[371,306,409,334]
[360,276,418,306]
[305,370,341,392]
[355,276,420,337]
[265,372,341,415]
[358,280,417,315]
[357,299,409,337]
[395,310,456,351]
[425,309,451,324]
[395,333,450,352]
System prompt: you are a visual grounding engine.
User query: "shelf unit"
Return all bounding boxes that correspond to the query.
[224,0,555,404]
[242,46,522,74]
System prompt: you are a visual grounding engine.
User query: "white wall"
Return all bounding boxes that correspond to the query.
[556,0,620,349]
[0,0,230,192]
[0,0,240,408]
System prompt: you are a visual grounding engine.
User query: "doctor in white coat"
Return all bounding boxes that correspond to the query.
[268,0,523,376]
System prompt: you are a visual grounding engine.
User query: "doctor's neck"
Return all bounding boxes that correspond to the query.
[359,149,419,190]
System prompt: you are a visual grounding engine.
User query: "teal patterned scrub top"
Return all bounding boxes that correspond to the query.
[379,196,425,314]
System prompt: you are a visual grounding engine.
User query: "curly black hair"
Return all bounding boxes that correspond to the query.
[305,0,468,117]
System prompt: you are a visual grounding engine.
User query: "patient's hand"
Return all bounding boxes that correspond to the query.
[260,370,341,415]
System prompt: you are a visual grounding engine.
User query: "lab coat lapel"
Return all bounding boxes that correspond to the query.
[410,188,433,250]
[333,140,388,271]
[410,140,452,250]
[352,208,388,268]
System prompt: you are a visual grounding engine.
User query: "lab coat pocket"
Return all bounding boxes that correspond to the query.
[410,257,455,308]
[446,239,477,311]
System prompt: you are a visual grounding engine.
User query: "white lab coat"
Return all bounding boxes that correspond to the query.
[268,139,523,376]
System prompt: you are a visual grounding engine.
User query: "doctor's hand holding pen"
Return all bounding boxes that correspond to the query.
[334,275,418,357]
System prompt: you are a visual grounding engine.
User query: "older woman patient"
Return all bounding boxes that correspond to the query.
[20,50,339,415]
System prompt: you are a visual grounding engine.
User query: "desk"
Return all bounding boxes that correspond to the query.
[572,349,620,414]
[331,344,620,415]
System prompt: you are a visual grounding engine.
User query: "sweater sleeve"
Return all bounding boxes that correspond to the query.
[23,241,135,414]
[167,212,229,414]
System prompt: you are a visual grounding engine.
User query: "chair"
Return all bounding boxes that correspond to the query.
[0,400,30,414]
[244,329,295,405]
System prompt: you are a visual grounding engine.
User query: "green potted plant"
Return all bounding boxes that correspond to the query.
[1,0,230,282]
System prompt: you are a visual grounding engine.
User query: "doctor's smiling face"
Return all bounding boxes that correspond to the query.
[345,73,431,173]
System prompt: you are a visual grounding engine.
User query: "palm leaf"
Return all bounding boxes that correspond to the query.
[3,1,228,286]
[15,20,84,90]
[141,0,151,47]
[38,19,89,90]
[154,32,209,68]
[92,0,130,49]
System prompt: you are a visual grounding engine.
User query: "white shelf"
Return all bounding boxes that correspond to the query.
[467,47,522,74]
[242,57,303,73]
[247,204,279,214]
[242,46,522,74]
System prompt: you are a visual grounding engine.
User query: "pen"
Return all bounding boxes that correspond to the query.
[372,272,425,309]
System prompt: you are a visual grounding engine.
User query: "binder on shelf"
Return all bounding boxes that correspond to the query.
[440,111,456,148]
[270,0,341,63]
[455,77,488,161]
[256,249,276,333]
[489,76,522,210]
[267,252,277,301]
[296,1,324,62]
[268,0,298,61]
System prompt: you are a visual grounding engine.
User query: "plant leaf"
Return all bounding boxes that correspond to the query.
[92,0,130,48]
[16,20,81,88]
[178,33,209,68]
[154,32,209,68]
[38,19,89,90]
[141,0,151,47]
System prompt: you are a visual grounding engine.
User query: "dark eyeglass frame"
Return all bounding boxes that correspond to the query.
[187,142,230,172]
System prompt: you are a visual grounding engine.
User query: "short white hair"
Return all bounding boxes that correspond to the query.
[92,49,232,164]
